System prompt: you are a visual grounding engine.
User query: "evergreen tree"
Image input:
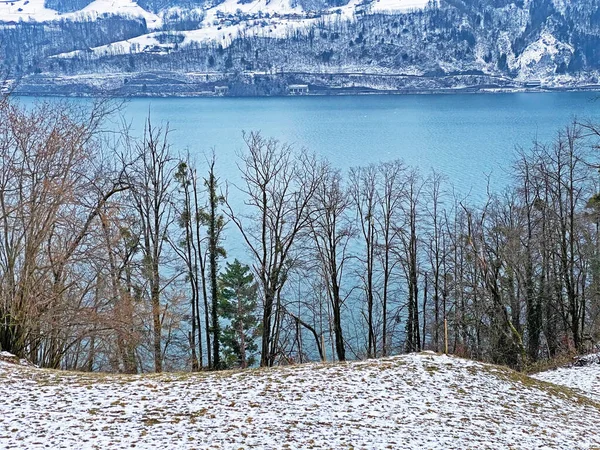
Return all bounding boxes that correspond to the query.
[218,259,259,369]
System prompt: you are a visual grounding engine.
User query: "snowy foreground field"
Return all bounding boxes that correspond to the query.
[1,352,600,449]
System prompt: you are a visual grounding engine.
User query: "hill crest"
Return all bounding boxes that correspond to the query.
[2,351,600,449]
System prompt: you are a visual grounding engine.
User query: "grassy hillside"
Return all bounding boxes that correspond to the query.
[1,352,600,449]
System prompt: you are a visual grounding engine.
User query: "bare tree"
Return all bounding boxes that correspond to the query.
[310,165,354,361]
[0,98,127,366]
[349,164,379,358]
[399,169,422,353]
[375,160,407,356]
[226,132,322,367]
[424,171,448,352]
[127,118,177,373]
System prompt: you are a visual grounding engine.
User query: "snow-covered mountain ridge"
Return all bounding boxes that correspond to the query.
[1,0,599,95]
[1,351,600,449]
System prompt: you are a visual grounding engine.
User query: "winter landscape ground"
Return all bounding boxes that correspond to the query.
[1,350,600,449]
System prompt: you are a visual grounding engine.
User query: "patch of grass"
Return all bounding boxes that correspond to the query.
[476,363,600,410]
[141,417,161,426]
[524,352,577,375]
[191,407,208,417]
[424,364,440,374]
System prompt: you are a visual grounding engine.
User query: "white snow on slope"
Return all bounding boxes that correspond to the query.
[1,352,600,449]
[0,0,428,30]
[0,0,161,26]
[0,0,58,22]
[77,0,162,27]
[552,0,567,15]
[0,351,35,366]
[51,11,326,58]
[533,355,600,403]
[515,31,573,79]
[370,0,429,13]
[210,0,301,17]
[52,31,165,59]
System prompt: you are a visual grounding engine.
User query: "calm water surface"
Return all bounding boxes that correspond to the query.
[115,92,600,197]
[19,92,600,196]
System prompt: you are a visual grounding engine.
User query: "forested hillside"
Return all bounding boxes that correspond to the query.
[1,97,599,373]
[1,0,600,94]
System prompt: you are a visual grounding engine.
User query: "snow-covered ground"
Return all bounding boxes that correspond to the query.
[51,3,349,59]
[1,0,431,55]
[0,0,425,25]
[51,18,319,59]
[0,0,58,22]
[533,353,600,403]
[0,0,162,25]
[369,0,429,13]
[207,0,302,19]
[78,0,162,27]
[515,31,573,79]
[1,351,600,449]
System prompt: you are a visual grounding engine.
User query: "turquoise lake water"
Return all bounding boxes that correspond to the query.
[112,92,600,197]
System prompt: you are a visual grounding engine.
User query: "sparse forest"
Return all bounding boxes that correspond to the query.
[1,95,600,373]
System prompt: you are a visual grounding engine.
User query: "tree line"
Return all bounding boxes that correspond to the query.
[0,96,599,373]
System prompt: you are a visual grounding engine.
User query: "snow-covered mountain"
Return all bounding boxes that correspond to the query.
[1,0,599,95]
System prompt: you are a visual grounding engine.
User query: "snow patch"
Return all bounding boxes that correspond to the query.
[75,0,163,28]
[533,354,600,403]
[0,0,58,22]
[0,0,162,27]
[515,31,573,79]
[210,0,301,16]
[0,351,36,366]
[369,0,429,13]
[552,0,567,15]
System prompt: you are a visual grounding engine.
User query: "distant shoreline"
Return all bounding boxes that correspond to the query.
[8,71,600,99]
[10,85,600,98]
[10,88,600,99]
[6,73,600,104]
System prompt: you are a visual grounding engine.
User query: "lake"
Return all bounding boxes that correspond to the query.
[19,92,600,195]
[113,92,600,198]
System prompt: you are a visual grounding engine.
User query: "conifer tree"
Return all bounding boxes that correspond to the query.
[218,259,259,369]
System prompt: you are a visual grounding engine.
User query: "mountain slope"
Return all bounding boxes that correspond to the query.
[1,352,600,449]
[1,0,600,94]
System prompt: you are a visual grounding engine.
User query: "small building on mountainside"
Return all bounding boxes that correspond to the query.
[524,80,542,88]
[288,84,309,95]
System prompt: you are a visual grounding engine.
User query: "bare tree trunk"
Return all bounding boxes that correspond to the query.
[350,165,378,358]
[310,167,350,362]
[192,168,211,369]
[377,161,405,356]
[128,118,176,373]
